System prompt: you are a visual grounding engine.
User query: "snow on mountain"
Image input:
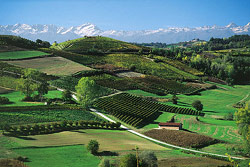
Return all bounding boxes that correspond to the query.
[0,22,250,44]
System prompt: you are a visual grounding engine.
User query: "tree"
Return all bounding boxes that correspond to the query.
[17,77,37,99]
[119,153,137,167]
[75,77,101,108]
[62,89,72,103]
[87,140,99,154]
[235,104,250,153]
[139,151,158,167]
[36,39,42,44]
[37,81,49,101]
[224,112,234,120]
[171,94,178,104]
[192,100,203,111]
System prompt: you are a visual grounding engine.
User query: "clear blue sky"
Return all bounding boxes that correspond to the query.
[0,0,250,30]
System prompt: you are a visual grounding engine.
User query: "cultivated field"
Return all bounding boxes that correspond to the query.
[10,129,166,151]
[5,56,92,76]
[0,51,49,60]
[144,129,219,148]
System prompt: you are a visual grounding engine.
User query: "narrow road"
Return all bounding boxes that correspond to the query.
[89,108,246,160]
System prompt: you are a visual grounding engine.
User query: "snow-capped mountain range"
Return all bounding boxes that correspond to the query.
[1,22,250,44]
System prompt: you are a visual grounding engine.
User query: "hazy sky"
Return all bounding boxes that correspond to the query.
[0,0,250,30]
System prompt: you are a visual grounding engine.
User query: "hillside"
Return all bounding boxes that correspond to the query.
[0,35,39,51]
[51,36,150,54]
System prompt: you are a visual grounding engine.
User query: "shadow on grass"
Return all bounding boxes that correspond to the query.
[177,102,192,107]
[16,136,36,140]
[181,128,197,134]
[96,151,119,156]
[69,130,86,134]
[203,110,218,113]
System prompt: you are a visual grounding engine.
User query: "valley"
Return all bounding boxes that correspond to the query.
[0,34,249,167]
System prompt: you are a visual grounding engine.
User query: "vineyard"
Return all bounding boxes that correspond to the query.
[94,93,203,127]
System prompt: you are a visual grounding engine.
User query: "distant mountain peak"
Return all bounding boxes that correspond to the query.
[226,22,238,28]
[0,22,250,43]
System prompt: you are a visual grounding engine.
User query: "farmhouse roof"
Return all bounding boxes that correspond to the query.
[158,122,182,127]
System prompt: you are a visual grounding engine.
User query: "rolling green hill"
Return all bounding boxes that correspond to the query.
[50,36,150,54]
[0,35,40,51]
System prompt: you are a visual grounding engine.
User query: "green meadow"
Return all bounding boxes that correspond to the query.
[0,51,49,60]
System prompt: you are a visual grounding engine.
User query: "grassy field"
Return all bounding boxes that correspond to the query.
[1,128,219,167]
[0,51,48,60]
[0,90,62,106]
[127,86,247,144]
[5,56,92,76]
[14,145,100,167]
[127,84,250,116]
[11,129,166,151]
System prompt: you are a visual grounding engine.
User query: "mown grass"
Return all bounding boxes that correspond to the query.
[11,129,166,151]
[14,145,100,167]
[0,51,48,60]
[0,90,62,106]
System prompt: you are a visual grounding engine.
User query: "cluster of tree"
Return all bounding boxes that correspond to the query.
[0,35,39,49]
[75,77,113,108]
[3,120,121,136]
[98,151,158,167]
[193,35,250,51]
[35,39,51,48]
[133,42,170,48]
[17,68,49,102]
[235,103,250,156]
[188,54,250,84]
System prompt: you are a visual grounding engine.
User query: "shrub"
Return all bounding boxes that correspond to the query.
[120,154,137,167]
[99,158,111,167]
[0,96,10,104]
[139,151,158,167]
[224,112,234,121]
[87,140,99,154]
[192,100,203,111]
[119,153,137,167]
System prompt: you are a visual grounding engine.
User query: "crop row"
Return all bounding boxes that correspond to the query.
[94,93,203,127]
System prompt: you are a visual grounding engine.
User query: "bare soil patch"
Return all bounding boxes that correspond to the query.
[144,129,219,148]
[158,157,231,167]
[116,71,145,78]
